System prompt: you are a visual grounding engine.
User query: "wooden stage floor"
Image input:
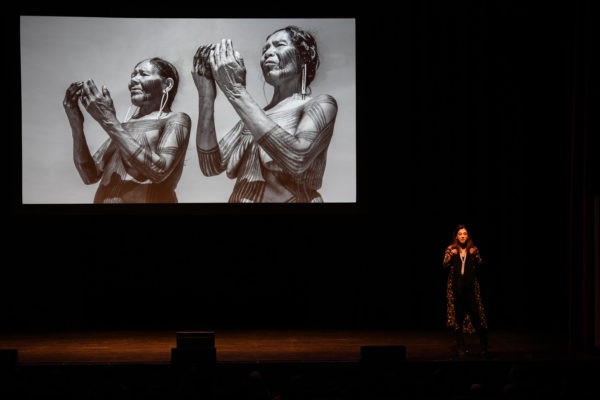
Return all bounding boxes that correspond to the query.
[0,329,566,365]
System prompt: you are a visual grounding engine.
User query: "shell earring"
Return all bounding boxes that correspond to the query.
[157,89,169,119]
[301,64,307,100]
[123,104,137,122]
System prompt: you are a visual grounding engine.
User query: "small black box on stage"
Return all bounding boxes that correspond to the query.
[172,331,216,366]
[0,349,18,370]
[171,347,216,365]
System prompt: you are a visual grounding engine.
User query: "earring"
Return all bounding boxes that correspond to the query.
[301,64,307,100]
[123,104,138,122]
[157,90,168,119]
[123,105,133,122]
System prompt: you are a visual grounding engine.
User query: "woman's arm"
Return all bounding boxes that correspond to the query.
[257,95,337,174]
[81,80,191,183]
[192,45,223,176]
[114,114,191,183]
[63,82,102,184]
[470,246,483,265]
[443,246,457,267]
[210,40,338,175]
[193,44,219,151]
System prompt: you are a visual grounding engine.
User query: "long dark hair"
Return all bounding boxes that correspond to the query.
[450,224,475,250]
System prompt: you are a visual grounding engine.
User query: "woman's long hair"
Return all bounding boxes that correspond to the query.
[450,224,475,250]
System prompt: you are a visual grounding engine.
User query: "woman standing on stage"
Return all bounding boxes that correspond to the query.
[443,224,489,357]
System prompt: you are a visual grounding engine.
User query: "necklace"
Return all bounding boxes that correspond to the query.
[460,250,467,276]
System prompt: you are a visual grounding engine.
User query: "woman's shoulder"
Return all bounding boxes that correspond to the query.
[165,111,192,126]
[304,94,338,121]
[308,93,338,108]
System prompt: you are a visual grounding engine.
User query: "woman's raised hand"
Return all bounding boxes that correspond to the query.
[209,39,246,99]
[63,82,84,127]
[192,44,217,100]
[80,79,117,125]
[193,44,215,79]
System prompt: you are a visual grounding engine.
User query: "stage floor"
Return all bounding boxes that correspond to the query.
[0,329,566,365]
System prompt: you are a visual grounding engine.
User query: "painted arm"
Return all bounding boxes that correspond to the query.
[257,95,337,174]
[63,82,102,184]
[209,40,337,175]
[80,80,191,183]
[192,44,224,176]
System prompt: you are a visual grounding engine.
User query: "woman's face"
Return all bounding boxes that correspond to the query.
[456,228,469,245]
[260,30,299,86]
[128,60,164,107]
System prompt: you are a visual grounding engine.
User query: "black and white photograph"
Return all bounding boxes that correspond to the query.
[21,17,356,203]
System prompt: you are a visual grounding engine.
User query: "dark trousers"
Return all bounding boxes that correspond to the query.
[454,288,488,352]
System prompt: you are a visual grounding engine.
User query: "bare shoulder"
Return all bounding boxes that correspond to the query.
[166,111,192,127]
[310,94,338,109]
[304,94,338,123]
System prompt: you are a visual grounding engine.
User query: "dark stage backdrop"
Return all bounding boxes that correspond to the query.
[4,4,578,338]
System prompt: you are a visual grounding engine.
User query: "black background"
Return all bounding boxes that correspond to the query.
[4,3,580,342]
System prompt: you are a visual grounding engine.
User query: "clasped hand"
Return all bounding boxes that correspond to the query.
[192,39,246,100]
[63,80,116,126]
[79,79,117,125]
[450,247,477,255]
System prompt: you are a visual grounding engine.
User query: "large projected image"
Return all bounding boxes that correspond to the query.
[21,17,356,204]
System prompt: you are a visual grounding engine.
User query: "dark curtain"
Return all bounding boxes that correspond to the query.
[407,1,573,333]
[566,0,598,355]
[4,5,596,335]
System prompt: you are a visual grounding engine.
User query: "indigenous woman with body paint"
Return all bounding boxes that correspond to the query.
[63,58,191,203]
[443,224,489,358]
[192,26,338,203]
